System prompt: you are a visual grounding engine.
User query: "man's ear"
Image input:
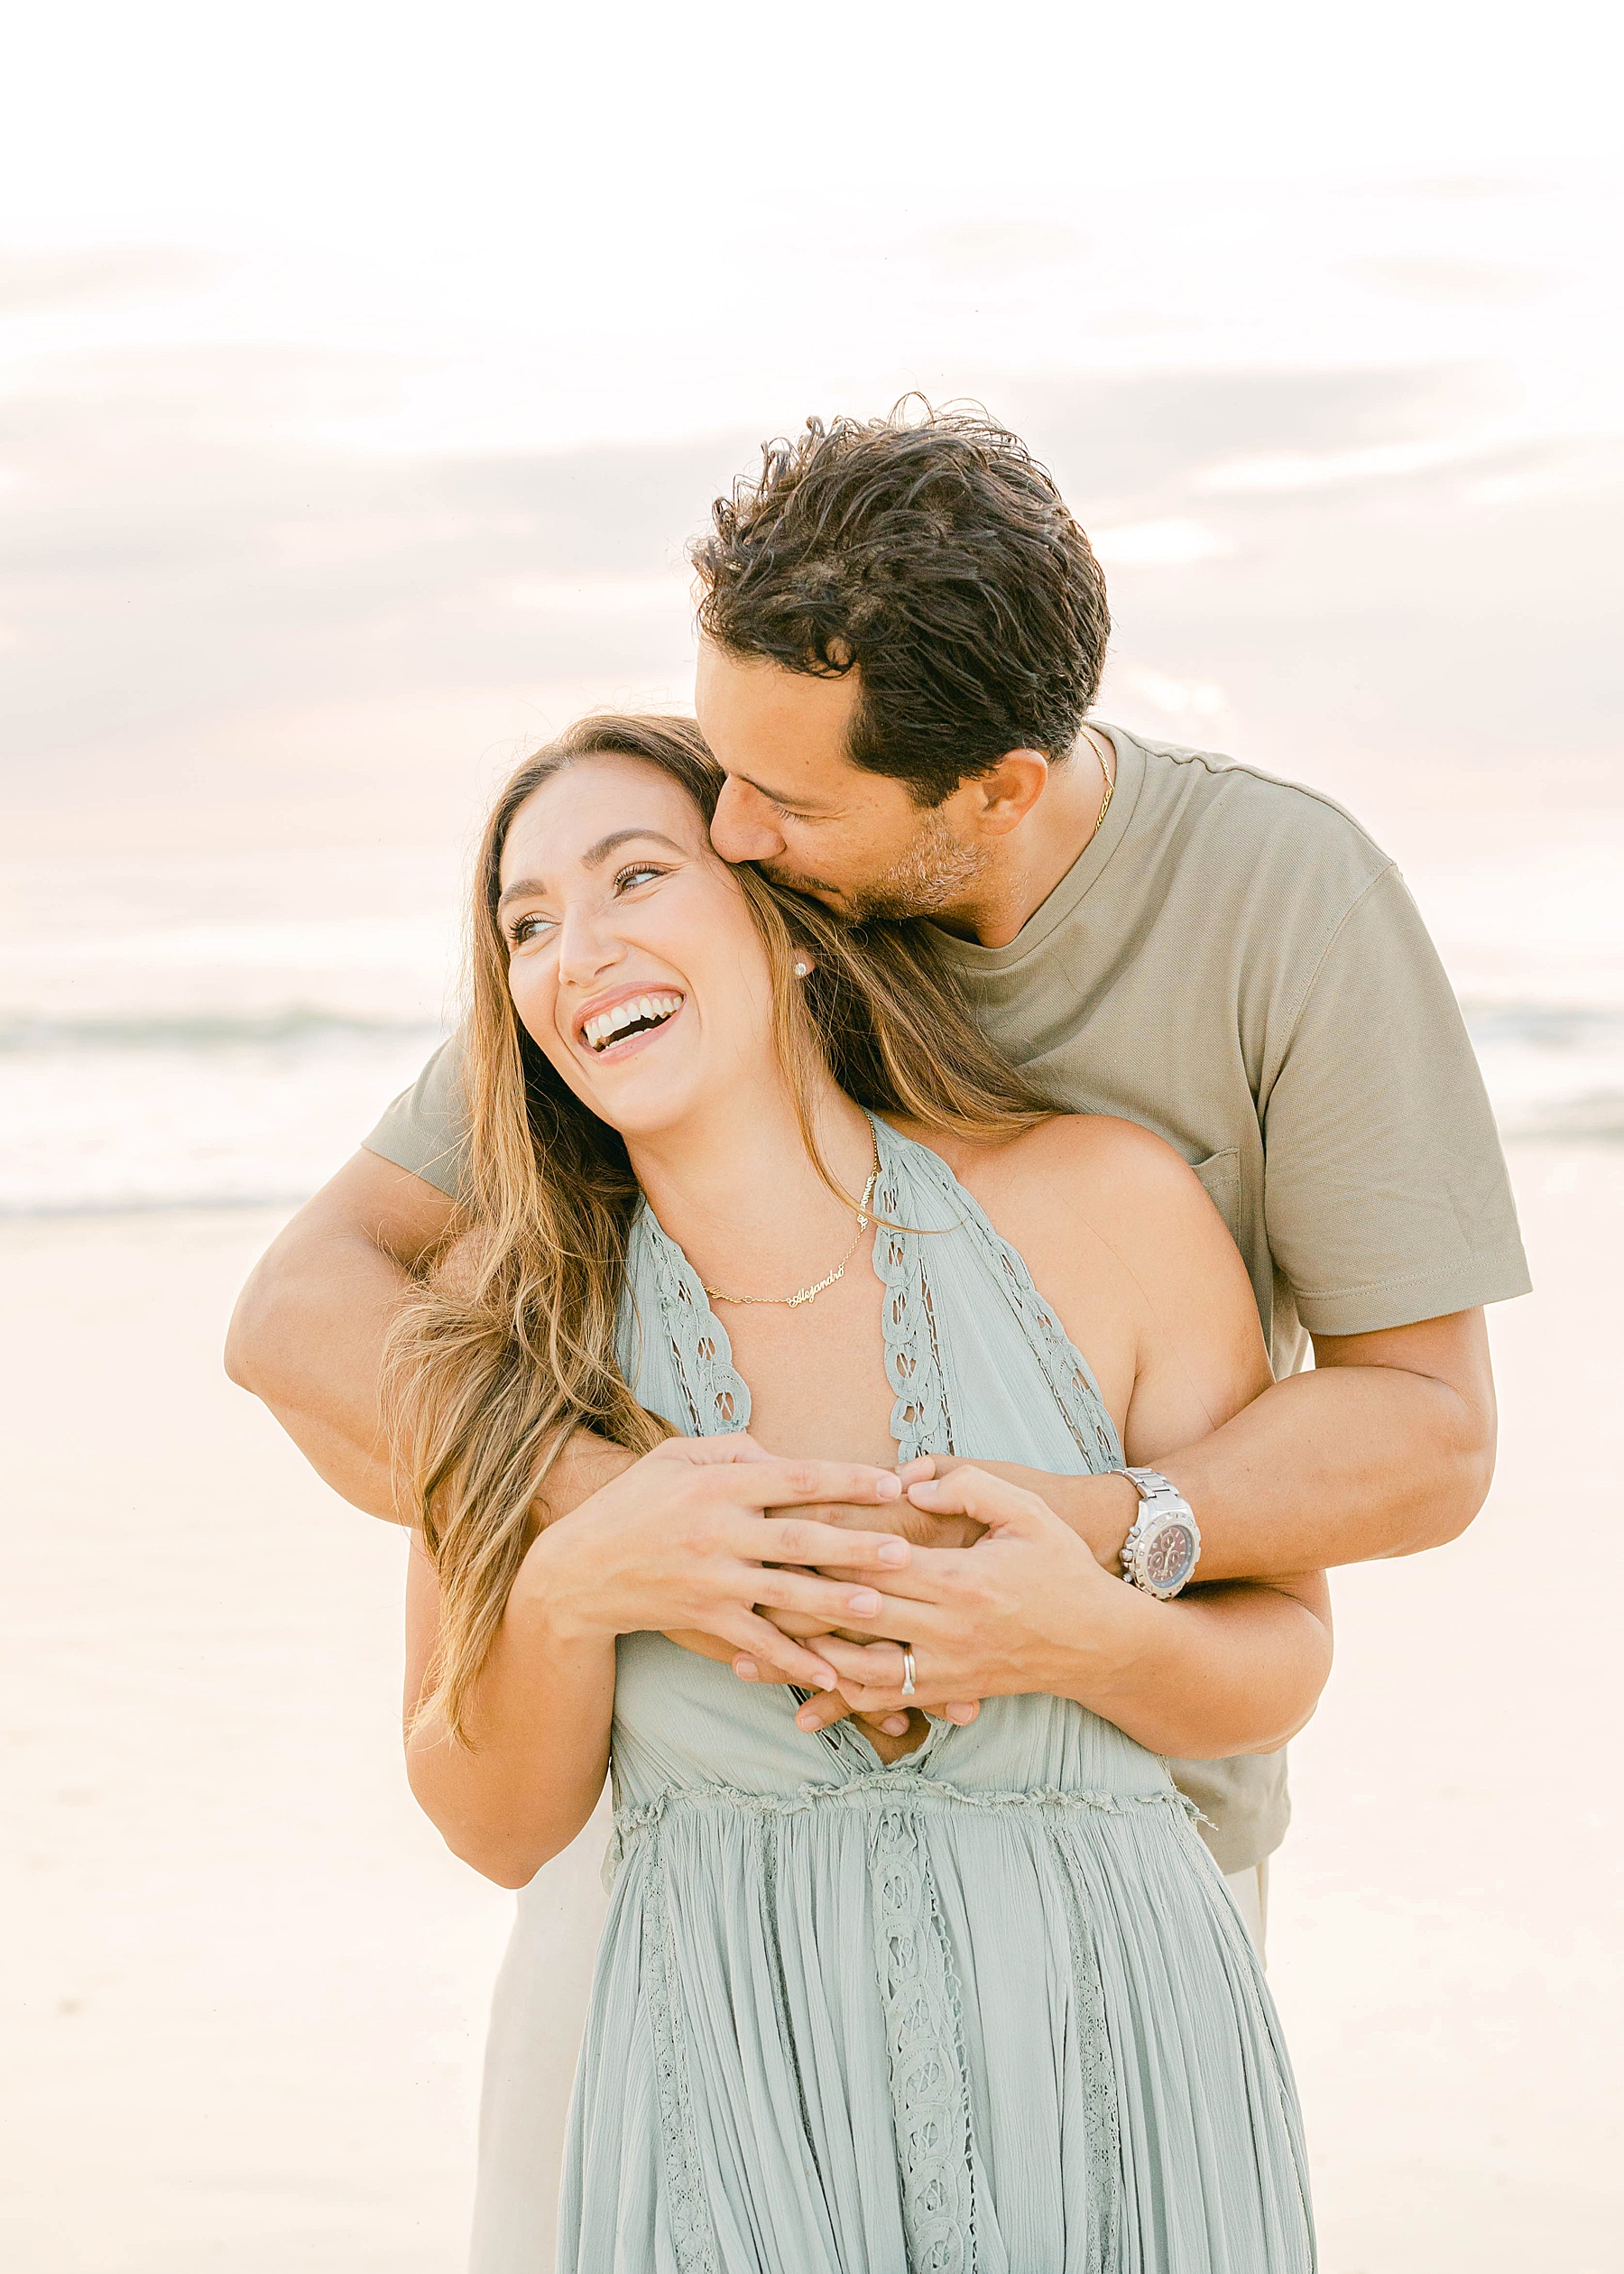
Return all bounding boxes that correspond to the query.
[956,750,1050,838]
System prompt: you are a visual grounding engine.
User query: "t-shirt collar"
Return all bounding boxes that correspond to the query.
[927,719,1146,973]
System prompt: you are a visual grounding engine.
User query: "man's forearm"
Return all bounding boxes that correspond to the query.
[1067,1576,1333,1759]
[226,1151,458,1523]
[1154,1341,1494,1581]
[973,1308,1498,1585]
[227,1226,408,1518]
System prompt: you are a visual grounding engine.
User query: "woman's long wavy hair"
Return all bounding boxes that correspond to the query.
[389,713,1050,1742]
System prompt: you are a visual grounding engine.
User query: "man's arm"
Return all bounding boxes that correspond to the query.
[926,1115,1500,1583]
[806,1466,1334,1761]
[996,1304,1497,1583]
[225,1150,456,1520]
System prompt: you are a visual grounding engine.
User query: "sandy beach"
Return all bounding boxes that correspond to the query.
[3,1141,1620,2274]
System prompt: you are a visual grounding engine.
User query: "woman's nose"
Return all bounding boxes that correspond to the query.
[555,902,624,985]
[710,775,787,864]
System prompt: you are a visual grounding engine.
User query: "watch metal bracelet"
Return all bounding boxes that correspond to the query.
[1114,1465,1202,1600]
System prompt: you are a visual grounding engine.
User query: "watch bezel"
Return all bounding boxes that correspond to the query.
[1126,1511,1200,1599]
[1118,1468,1202,1599]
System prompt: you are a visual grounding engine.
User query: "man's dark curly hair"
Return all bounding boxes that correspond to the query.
[691,402,1111,808]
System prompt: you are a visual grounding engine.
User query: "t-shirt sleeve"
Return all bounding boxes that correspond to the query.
[361,1035,469,1199]
[1260,863,1530,1336]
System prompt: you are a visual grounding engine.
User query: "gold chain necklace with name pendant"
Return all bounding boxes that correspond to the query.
[702,1161,881,1309]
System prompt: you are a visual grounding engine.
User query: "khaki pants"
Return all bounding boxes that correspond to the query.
[1223,1859,1270,1959]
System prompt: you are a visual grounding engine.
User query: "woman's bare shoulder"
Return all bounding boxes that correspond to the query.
[889,1110,1208,1219]
[890,1110,1251,1332]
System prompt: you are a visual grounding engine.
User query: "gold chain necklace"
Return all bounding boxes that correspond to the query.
[703,1162,880,1309]
[1088,725,1116,837]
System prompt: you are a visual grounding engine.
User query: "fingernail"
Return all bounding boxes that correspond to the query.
[796,1709,817,1730]
[883,1715,909,1736]
[734,1659,758,1681]
[877,1539,909,1565]
[846,1589,880,1616]
[874,1474,901,1499]
[813,1668,838,1692]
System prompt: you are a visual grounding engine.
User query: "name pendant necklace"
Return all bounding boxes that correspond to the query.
[703,1160,881,1309]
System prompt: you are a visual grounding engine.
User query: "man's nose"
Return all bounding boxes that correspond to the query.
[710,776,787,864]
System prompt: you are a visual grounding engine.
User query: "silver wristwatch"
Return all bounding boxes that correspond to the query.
[1114,1467,1201,1599]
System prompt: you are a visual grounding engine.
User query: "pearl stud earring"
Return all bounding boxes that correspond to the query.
[793,960,810,977]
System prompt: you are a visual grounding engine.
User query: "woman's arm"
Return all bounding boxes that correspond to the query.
[403,1432,632,1887]
[404,1437,917,1887]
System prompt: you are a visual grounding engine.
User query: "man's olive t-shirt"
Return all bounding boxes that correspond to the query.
[364,723,1530,1871]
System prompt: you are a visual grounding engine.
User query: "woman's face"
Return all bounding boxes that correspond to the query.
[497,753,783,1144]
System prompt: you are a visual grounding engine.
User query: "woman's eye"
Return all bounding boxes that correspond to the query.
[508,912,555,947]
[614,863,665,892]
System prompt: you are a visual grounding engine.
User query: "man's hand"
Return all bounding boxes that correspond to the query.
[729,1472,988,1741]
[780,1465,1137,1735]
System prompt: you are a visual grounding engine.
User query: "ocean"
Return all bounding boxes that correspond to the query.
[5,818,1623,1217]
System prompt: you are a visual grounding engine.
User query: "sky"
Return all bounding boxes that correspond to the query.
[2,1,1620,866]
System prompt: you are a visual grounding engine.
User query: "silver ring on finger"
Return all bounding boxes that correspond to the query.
[900,1644,917,1697]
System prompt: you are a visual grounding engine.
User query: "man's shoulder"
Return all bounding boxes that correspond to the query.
[1106,722,1395,901]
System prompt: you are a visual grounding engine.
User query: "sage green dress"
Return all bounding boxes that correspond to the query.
[555,1115,1315,2272]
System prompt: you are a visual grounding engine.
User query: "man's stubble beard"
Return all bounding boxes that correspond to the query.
[763,803,992,924]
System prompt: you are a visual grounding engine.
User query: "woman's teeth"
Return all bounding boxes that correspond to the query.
[584,994,683,1052]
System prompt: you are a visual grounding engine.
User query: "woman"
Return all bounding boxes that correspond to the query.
[393,713,1328,2270]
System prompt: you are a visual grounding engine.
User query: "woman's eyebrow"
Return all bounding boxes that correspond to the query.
[581,827,687,868]
[496,830,687,911]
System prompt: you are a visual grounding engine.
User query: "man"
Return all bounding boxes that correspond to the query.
[228,403,1526,1941]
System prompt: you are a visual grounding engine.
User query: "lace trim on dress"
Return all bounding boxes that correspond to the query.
[871,1130,955,1462]
[869,1804,974,2273]
[608,1772,1195,1857]
[1057,1826,1125,2274]
[640,1824,721,2273]
[878,1121,1122,1475]
[757,1816,825,2196]
[635,1207,752,1437]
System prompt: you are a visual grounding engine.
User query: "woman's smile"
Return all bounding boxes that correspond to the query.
[574,984,687,1062]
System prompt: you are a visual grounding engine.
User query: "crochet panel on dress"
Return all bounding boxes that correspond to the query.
[640,1824,722,2274]
[869,1803,975,2274]
[878,1120,1123,1477]
[870,1129,955,1463]
[1056,1825,1126,2274]
[634,1207,752,1437]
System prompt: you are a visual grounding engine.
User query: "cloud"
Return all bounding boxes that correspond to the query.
[1003,364,1500,508]
[0,245,219,315]
[918,222,1089,278]
[1345,255,1546,304]
[0,338,1618,842]
[0,346,754,772]
[1089,519,1235,567]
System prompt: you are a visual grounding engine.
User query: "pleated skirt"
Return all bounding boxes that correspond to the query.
[558,1782,1315,2274]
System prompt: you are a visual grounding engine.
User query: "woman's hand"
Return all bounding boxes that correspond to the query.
[783,1464,1136,1725]
[724,1462,987,1737]
[517,1433,915,1692]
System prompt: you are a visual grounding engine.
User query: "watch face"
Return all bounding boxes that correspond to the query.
[1142,1519,1197,1593]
